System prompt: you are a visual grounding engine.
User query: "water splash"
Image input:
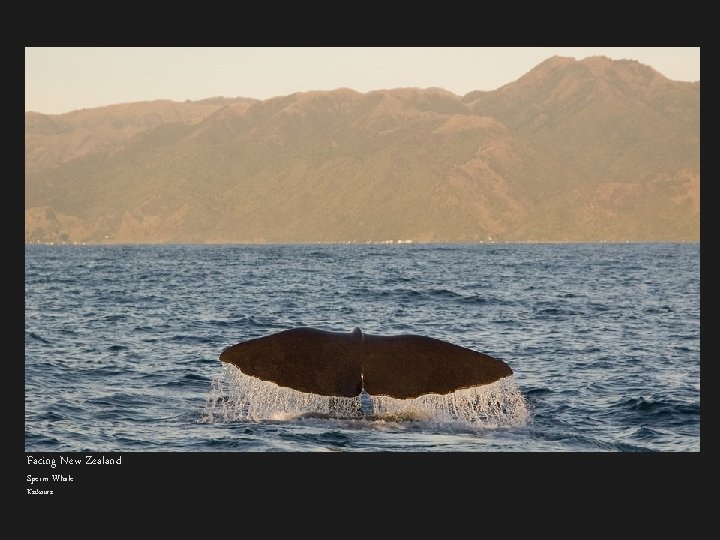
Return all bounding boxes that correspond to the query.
[201,364,529,428]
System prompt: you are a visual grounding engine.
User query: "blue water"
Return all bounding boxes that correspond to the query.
[24,243,700,452]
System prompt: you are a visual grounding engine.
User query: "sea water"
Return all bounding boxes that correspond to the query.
[24,243,700,452]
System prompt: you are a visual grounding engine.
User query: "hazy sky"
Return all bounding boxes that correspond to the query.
[25,47,700,115]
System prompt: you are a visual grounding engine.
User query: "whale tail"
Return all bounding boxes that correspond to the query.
[219,327,513,400]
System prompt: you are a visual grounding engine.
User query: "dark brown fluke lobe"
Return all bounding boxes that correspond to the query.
[219,327,513,399]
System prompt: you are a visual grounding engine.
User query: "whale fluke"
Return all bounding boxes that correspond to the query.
[219,327,513,399]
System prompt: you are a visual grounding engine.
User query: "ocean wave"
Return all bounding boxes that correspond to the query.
[613,395,700,427]
[25,331,51,344]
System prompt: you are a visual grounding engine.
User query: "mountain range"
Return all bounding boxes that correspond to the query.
[25,55,700,243]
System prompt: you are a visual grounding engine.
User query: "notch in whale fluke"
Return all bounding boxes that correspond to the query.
[219,327,513,399]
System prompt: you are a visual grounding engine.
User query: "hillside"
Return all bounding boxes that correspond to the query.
[25,56,699,243]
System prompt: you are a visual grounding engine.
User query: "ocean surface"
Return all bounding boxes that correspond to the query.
[24,243,700,452]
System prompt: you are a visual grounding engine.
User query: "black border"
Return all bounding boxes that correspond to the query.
[21,26,707,516]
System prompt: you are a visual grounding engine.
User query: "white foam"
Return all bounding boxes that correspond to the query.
[201,364,529,428]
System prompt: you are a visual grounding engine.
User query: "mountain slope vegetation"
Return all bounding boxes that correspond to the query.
[25,56,699,243]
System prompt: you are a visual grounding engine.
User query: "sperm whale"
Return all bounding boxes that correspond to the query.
[219,327,513,399]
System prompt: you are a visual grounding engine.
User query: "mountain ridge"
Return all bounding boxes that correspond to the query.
[25,56,699,243]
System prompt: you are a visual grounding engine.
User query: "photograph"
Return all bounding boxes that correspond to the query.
[24,47,699,470]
